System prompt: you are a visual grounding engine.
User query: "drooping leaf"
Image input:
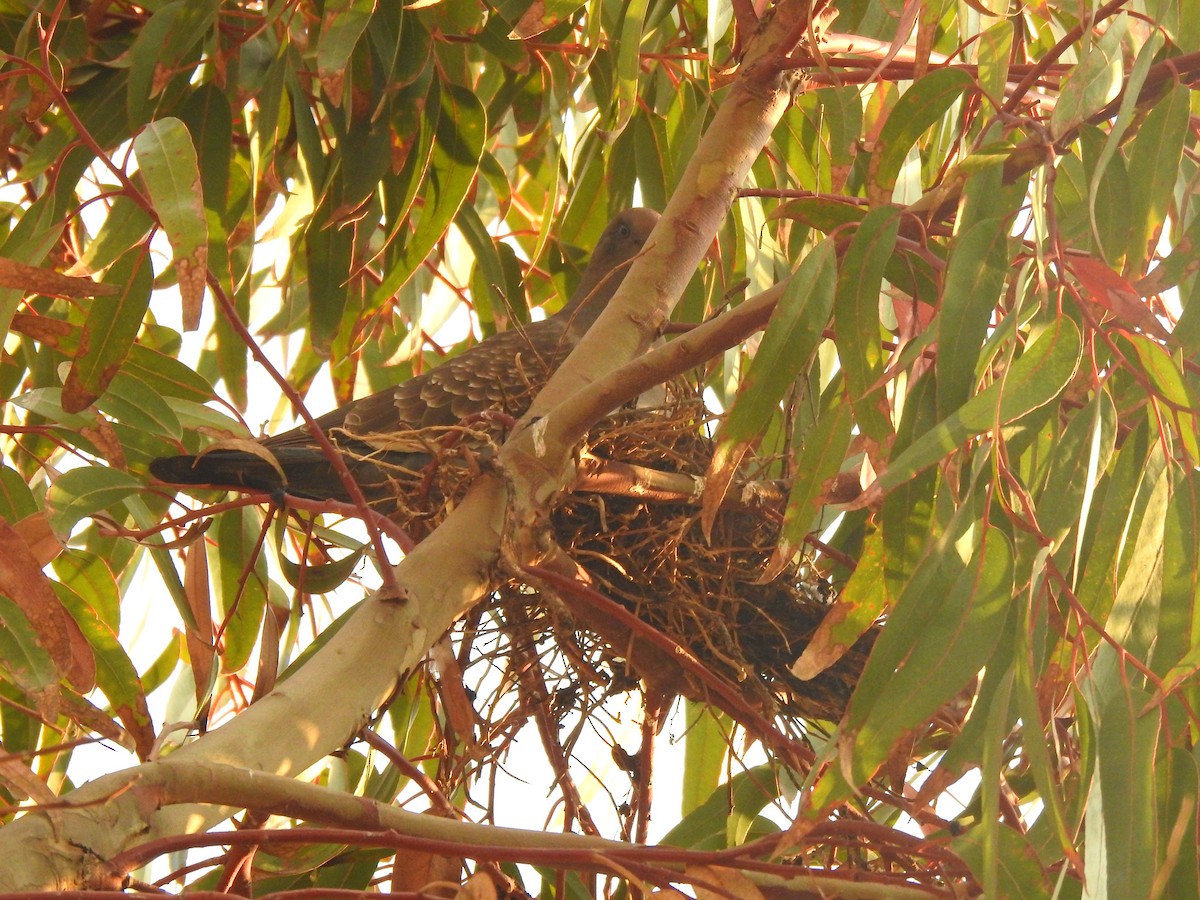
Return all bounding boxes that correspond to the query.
[767,396,853,582]
[61,246,154,414]
[833,206,903,450]
[500,0,584,39]
[866,67,973,204]
[680,702,730,818]
[1120,333,1200,465]
[1050,14,1125,140]
[10,313,216,403]
[1124,81,1191,271]
[792,527,889,681]
[869,316,1082,499]
[316,0,376,100]
[132,117,208,329]
[953,818,1053,899]
[703,239,837,531]
[936,218,1011,416]
[54,580,155,759]
[813,523,1014,808]
[0,466,39,522]
[212,507,269,673]
[662,764,799,850]
[1097,684,1161,900]
[600,0,649,141]
[367,81,485,315]
[74,194,155,275]
[0,518,96,692]
[126,1,218,125]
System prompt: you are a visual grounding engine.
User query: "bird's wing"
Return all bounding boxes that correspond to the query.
[150,207,660,502]
[394,319,574,427]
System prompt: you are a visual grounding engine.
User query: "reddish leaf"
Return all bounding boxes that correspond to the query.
[0,519,96,692]
[0,257,118,299]
[184,539,215,705]
[13,512,63,568]
[1072,255,1171,340]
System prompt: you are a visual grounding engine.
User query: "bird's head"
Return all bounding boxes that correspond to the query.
[563,207,660,324]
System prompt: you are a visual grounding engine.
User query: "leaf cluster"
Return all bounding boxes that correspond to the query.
[1,0,1199,896]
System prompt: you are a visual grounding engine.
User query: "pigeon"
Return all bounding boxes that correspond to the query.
[149,208,660,510]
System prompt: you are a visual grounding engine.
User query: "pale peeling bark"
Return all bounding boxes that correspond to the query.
[502,1,819,513]
[0,0,829,887]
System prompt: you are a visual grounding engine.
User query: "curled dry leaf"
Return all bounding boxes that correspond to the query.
[0,257,119,299]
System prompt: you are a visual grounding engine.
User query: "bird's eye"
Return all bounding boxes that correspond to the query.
[617,222,632,238]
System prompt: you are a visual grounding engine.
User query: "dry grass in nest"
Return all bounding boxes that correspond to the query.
[547,397,874,725]
[370,391,874,729]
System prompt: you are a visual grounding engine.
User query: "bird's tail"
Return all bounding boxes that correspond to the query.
[149,447,431,506]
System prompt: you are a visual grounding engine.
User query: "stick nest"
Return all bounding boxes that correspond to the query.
[547,394,873,724]
[376,390,873,728]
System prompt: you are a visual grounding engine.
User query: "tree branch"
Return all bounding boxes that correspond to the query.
[0,0,830,888]
[96,761,936,898]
